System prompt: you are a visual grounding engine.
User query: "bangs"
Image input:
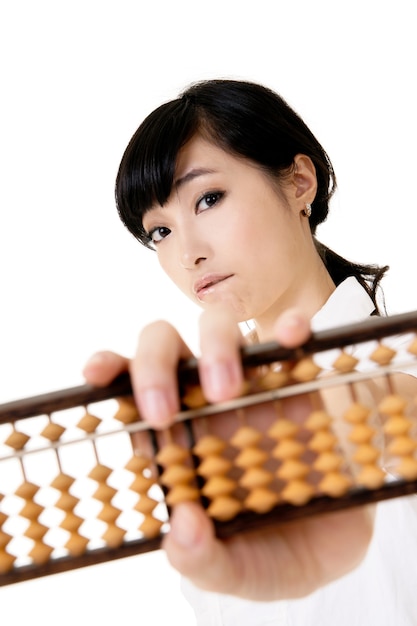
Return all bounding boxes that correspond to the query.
[115,98,198,247]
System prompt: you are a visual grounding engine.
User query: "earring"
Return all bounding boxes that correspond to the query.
[302,203,312,218]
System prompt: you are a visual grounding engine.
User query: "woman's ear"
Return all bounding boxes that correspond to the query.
[292,154,317,202]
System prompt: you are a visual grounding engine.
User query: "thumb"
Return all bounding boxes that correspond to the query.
[162,502,239,594]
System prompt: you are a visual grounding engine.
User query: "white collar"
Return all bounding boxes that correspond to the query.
[311,277,375,332]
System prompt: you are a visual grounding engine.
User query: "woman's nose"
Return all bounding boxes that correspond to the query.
[177,219,211,269]
[178,232,209,269]
[180,250,207,269]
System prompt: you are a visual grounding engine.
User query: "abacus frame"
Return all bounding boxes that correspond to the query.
[1,309,417,586]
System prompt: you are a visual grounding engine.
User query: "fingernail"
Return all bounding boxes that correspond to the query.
[169,504,200,548]
[82,352,108,376]
[201,361,241,401]
[139,388,173,426]
[281,309,304,328]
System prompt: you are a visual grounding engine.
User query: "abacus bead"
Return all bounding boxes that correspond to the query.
[396,457,417,479]
[193,435,226,457]
[370,344,396,365]
[305,411,332,430]
[0,550,16,573]
[281,481,315,505]
[0,530,12,549]
[407,337,417,355]
[166,484,200,506]
[308,431,337,452]
[207,496,242,521]
[332,352,359,373]
[378,394,407,415]
[20,501,43,520]
[348,424,375,444]
[244,488,279,513]
[231,425,262,448]
[102,525,125,548]
[277,459,309,481]
[15,482,39,499]
[65,534,89,556]
[140,516,163,538]
[130,474,154,492]
[93,484,117,502]
[60,513,84,531]
[125,455,150,473]
[234,447,268,468]
[24,522,48,541]
[156,443,189,465]
[319,473,352,497]
[356,465,385,488]
[5,430,30,449]
[313,451,344,473]
[114,399,140,424]
[89,464,112,482]
[41,422,66,440]
[197,456,232,478]
[257,370,289,390]
[182,385,207,408]
[134,495,159,516]
[344,403,370,423]
[383,416,412,436]
[202,476,236,498]
[161,465,195,487]
[97,504,121,523]
[29,543,54,565]
[239,467,274,489]
[268,419,298,439]
[76,413,101,432]
[291,358,321,382]
[387,436,416,456]
[50,473,74,491]
[273,439,305,460]
[352,445,380,464]
[55,493,79,511]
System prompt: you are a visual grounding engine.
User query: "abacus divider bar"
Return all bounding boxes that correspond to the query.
[1,308,417,423]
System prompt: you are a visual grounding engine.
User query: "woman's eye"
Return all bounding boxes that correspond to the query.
[196,191,224,211]
[148,226,171,244]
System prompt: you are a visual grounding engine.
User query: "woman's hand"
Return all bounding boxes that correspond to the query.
[83,307,374,601]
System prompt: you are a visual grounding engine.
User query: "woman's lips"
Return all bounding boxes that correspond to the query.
[194,274,233,298]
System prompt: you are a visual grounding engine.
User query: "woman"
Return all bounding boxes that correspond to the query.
[84,80,417,624]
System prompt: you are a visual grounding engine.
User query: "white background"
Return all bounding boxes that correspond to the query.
[0,1,416,624]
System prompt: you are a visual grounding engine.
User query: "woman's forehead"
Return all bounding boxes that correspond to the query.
[174,135,255,181]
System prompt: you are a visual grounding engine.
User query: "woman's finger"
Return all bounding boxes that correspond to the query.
[131,320,194,428]
[82,350,131,386]
[272,308,311,347]
[198,306,245,403]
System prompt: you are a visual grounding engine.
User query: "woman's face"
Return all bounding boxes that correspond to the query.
[142,135,324,337]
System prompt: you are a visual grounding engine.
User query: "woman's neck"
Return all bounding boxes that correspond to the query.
[253,260,335,343]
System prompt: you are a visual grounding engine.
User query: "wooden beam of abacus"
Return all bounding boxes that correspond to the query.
[1,307,417,422]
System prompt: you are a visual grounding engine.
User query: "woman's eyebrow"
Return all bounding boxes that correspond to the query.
[174,167,217,189]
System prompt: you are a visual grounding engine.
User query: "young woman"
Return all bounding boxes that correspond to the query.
[84,80,417,625]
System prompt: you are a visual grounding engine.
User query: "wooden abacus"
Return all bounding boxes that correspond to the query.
[1,310,417,586]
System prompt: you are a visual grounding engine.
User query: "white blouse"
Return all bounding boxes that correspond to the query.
[181,278,417,625]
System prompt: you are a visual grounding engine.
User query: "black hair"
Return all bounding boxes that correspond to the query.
[116,79,388,313]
